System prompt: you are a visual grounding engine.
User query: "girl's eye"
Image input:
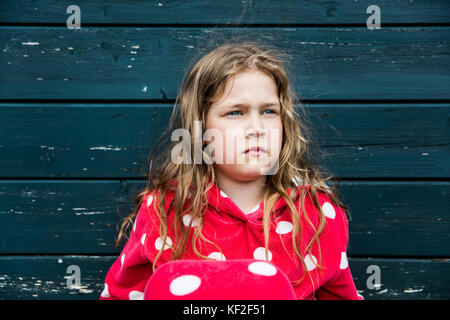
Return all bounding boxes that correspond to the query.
[226,109,278,117]
[227,110,242,116]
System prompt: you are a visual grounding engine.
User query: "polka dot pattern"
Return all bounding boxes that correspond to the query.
[276,221,293,234]
[129,290,144,300]
[120,254,125,270]
[101,183,362,300]
[169,275,202,296]
[340,252,349,269]
[304,254,318,271]
[208,252,226,261]
[183,214,199,227]
[101,283,110,298]
[322,202,336,219]
[147,195,154,207]
[155,236,172,251]
[248,261,277,276]
[143,259,297,300]
[253,247,273,261]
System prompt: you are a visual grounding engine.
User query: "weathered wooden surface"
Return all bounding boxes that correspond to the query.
[1,0,449,24]
[1,27,449,100]
[0,103,448,178]
[0,256,448,300]
[0,180,448,256]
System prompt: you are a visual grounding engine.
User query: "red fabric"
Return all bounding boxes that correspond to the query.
[100,181,364,300]
[144,259,297,300]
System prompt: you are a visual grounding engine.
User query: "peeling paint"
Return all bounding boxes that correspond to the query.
[404,288,423,293]
[22,42,40,46]
[89,146,125,151]
[74,210,105,216]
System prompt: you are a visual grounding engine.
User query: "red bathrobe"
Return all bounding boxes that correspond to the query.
[100,181,363,300]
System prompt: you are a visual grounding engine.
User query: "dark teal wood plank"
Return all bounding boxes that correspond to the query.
[0,180,125,254]
[0,255,114,299]
[341,182,450,257]
[0,0,449,24]
[349,257,450,300]
[0,103,448,178]
[0,180,448,256]
[0,256,448,299]
[1,27,449,100]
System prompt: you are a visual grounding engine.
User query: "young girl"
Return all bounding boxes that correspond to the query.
[100,42,363,300]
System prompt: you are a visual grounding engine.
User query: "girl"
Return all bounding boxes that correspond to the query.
[100,42,363,300]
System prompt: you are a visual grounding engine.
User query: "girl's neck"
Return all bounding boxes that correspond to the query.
[214,170,266,214]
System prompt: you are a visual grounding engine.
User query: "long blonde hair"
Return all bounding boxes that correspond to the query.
[115,41,350,287]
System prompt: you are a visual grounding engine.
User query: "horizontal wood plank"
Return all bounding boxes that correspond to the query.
[0,0,449,24]
[1,27,449,100]
[0,180,448,256]
[0,103,448,178]
[0,255,448,300]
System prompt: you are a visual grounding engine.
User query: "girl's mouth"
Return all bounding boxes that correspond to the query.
[244,146,267,156]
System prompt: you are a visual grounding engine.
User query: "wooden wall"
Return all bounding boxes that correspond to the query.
[0,0,449,299]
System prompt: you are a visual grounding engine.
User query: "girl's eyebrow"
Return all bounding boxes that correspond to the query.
[223,101,280,108]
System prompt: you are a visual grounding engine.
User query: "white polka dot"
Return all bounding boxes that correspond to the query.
[129,290,144,300]
[120,254,125,270]
[133,218,137,232]
[357,292,364,300]
[322,202,336,219]
[253,247,272,261]
[248,261,277,276]
[147,195,154,207]
[220,190,229,198]
[169,275,202,296]
[292,176,304,186]
[275,221,293,234]
[304,254,318,271]
[155,236,172,250]
[182,214,199,227]
[340,252,349,269]
[101,283,110,298]
[246,204,260,214]
[208,252,226,261]
[141,233,146,245]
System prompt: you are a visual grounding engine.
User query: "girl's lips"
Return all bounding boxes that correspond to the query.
[245,147,267,157]
[247,151,265,157]
[244,147,267,154]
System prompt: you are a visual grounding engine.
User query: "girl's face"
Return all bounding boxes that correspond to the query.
[205,68,283,182]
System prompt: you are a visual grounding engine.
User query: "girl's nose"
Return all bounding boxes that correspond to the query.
[245,114,265,138]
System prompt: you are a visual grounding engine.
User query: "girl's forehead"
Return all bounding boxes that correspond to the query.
[211,72,279,108]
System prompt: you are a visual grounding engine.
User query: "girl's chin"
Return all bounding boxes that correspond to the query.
[215,163,276,180]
